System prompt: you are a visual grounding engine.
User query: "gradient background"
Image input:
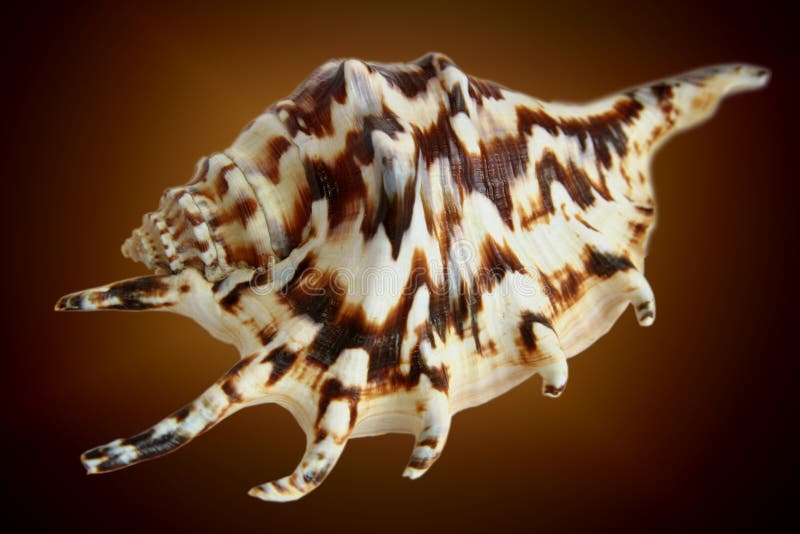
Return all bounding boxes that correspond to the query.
[6,1,796,530]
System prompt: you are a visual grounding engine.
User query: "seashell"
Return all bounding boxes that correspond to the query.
[55,53,769,502]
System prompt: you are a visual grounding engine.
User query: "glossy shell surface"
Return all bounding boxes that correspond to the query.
[56,53,769,502]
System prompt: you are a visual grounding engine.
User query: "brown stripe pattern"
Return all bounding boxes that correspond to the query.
[56,53,770,502]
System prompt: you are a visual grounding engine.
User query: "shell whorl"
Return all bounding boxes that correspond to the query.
[122,99,314,281]
[121,54,768,283]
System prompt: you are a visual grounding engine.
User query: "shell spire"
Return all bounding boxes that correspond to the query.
[57,53,769,502]
[122,104,313,281]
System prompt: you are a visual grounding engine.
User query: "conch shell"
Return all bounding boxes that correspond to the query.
[56,53,769,502]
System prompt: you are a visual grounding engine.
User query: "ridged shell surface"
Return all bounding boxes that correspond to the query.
[56,53,769,502]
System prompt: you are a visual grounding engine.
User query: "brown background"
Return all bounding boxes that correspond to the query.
[5,0,796,531]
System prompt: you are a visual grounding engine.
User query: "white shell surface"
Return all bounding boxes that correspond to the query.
[56,53,769,502]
